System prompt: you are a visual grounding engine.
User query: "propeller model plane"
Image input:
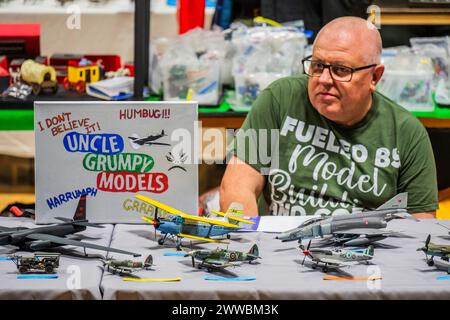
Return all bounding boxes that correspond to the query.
[276,193,417,246]
[103,254,153,276]
[135,194,254,250]
[417,234,450,273]
[0,196,140,257]
[300,240,374,272]
[184,244,261,272]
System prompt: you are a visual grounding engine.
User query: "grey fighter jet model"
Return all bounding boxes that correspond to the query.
[184,244,261,272]
[300,240,374,272]
[0,196,140,257]
[276,193,417,246]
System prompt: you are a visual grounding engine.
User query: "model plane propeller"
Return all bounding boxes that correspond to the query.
[300,240,313,266]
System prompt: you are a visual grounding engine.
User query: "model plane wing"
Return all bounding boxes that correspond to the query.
[204,259,241,267]
[145,142,171,146]
[204,259,228,266]
[141,216,156,224]
[135,194,239,228]
[333,228,395,236]
[25,233,141,257]
[178,233,230,244]
[314,257,343,266]
[0,226,27,232]
[178,215,240,228]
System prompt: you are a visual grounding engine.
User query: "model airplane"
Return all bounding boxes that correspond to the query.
[184,244,261,272]
[103,254,153,276]
[300,240,374,272]
[0,196,140,257]
[135,194,254,250]
[128,130,170,148]
[276,193,416,246]
[417,234,450,268]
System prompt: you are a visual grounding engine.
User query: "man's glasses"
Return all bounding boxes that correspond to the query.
[302,55,377,82]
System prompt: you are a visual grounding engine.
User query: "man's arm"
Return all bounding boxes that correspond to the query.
[412,211,436,219]
[220,156,265,217]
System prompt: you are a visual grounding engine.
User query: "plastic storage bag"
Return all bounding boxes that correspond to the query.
[231,26,306,111]
[378,54,434,112]
[158,28,226,105]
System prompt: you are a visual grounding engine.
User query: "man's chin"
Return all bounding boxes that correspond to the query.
[314,104,343,120]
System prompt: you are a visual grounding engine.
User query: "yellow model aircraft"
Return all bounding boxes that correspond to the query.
[135,194,254,250]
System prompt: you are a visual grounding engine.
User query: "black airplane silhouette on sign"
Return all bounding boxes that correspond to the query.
[128,130,170,148]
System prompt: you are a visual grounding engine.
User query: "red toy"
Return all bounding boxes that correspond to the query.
[0,24,40,61]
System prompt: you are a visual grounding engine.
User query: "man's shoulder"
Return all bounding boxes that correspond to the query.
[267,74,308,94]
[262,74,308,102]
[374,91,426,134]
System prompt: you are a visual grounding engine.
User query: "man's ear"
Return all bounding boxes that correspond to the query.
[370,64,385,92]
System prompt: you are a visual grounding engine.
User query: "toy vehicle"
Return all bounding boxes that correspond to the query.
[10,252,61,274]
[20,59,58,95]
[63,61,100,93]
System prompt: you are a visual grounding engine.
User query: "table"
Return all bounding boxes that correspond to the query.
[101,218,450,300]
[0,217,449,299]
[0,217,450,300]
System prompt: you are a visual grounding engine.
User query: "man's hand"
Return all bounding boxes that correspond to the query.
[412,211,436,219]
[219,156,265,217]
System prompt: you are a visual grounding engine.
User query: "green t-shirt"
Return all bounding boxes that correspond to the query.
[233,75,438,215]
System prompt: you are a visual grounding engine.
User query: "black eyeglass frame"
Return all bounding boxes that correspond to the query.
[301,55,377,82]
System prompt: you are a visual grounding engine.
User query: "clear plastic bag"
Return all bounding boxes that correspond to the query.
[231,26,306,110]
[410,36,450,88]
[157,28,227,105]
[378,54,434,112]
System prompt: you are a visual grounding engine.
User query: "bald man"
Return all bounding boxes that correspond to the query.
[220,17,438,218]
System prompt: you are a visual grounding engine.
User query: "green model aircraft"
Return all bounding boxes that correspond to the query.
[103,254,153,276]
[184,244,261,272]
[417,234,450,268]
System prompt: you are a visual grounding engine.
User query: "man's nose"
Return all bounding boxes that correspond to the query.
[318,67,334,85]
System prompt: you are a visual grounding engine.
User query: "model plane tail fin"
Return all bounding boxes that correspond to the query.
[375,193,408,210]
[365,245,374,257]
[224,203,247,225]
[248,243,259,257]
[73,194,87,221]
[211,202,252,226]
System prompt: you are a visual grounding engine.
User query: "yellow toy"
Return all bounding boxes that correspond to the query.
[63,63,100,93]
[20,59,58,95]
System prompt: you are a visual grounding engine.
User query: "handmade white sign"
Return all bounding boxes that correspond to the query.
[34,101,198,224]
